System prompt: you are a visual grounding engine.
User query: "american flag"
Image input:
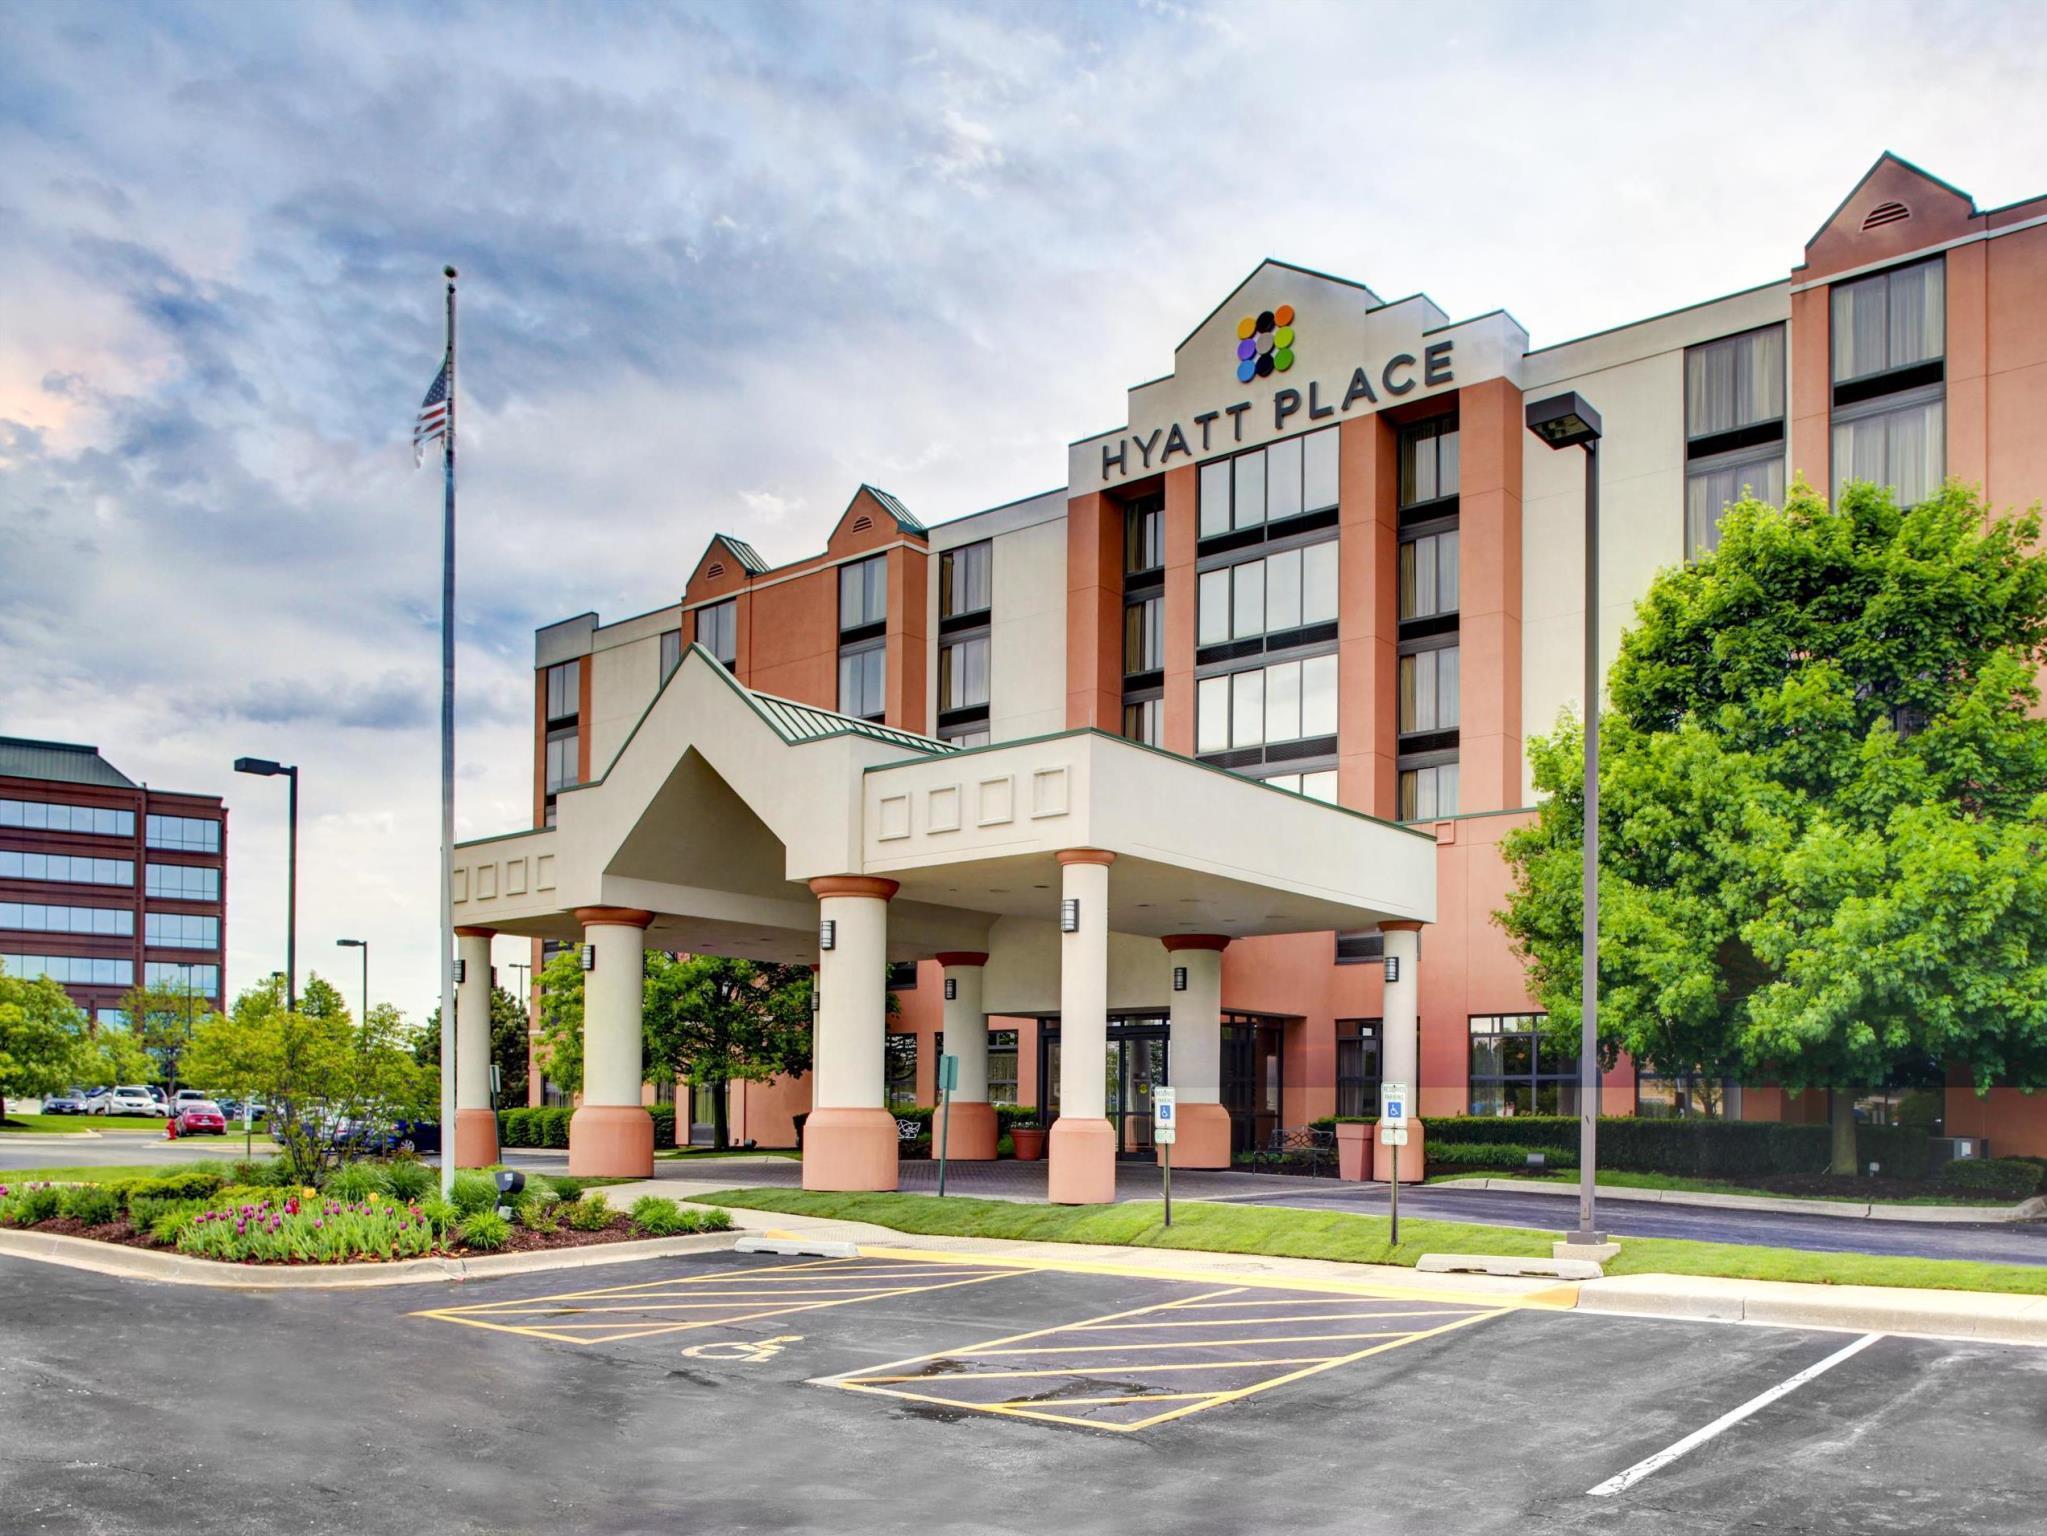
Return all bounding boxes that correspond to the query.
[413,354,451,466]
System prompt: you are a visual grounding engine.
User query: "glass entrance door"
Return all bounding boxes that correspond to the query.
[1038,1016,1170,1158]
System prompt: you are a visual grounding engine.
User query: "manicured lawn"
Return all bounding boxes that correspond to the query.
[655,1147,800,1161]
[695,1187,2047,1297]
[0,1163,228,1185]
[1,1114,166,1133]
[1428,1168,2018,1207]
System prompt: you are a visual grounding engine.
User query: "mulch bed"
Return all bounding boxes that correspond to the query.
[11,1211,653,1263]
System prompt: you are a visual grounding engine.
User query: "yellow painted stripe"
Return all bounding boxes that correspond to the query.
[856,1357,1345,1383]
[1067,1308,1473,1330]
[967,1329,1409,1356]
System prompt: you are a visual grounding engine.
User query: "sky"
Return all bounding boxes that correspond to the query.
[4,0,2045,1021]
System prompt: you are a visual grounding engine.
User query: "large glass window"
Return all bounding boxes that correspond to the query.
[146,961,219,995]
[145,912,218,949]
[1259,769,1339,804]
[1196,656,1337,754]
[1468,1013,1581,1116]
[838,641,886,720]
[1336,1020,1383,1119]
[1685,325,1787,555]
[2,952,133,987]
[987,1028,1019,1107]
[147,864,219,901]
[1122,697,1161,748]
[1400,417,1460,508]
[1198,542,1338,645]
[1830,259,1945,510]
[0,851,133,886]
[839,555,888,630]
[1399,762,1459,820]
[884,1033,919,1109]
[1398,646,1460,733]
[0,799,134,837]
[941,541,992,618]
[659,628,682,683]
[1124,500,1163,576]
[145,815,220,853]
[1198,428,1340,537]
[545,728,578,795]
[1833,396,1945,510]
[696,599,738,666]
[1687,453,1787,555]
[1832,259,1944,385]
[1399,531,1459,621]
[1124,595,1163,674]
[544,660,578,723]
[939,634,990,711]
[0,902,133,936]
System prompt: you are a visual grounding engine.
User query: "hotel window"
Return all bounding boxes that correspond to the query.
[146,961,219,995]
[1399,643,1459,735]
[1259,769,1339,804]
[938,634,989,713]
[0,799,134,837]
[0,902,133,937]
[1198,427,1340,540]
[837,641,886,721]
[1397,415,1460,819]
[1123,595,1163,675]
[838,555,889,722]
[1830,258,1945,508]
[659,628,682,683]
[145,814,220,853]
[2,952,133,987]
[542,659,579,828]
[940,541,992,620]
[696,599,738,667]
[1124,500,1163,577]
[0,851,133,886]
[1195,655,1337,756]
[146,912,219,949]
[839,554,888,631]
[1121,697,1162,748]
[1398,530,1459,622]
[1399,761,1459,820]
[884,1033,919,1110]
[1336,1020,1383,1119]
[1335,927,1384,965]
[1197,541,1338,648]
[1469,1013,1583,1116]
[987,1028,1019,1106]
[1684,325,1786,555]
[1400,416,1460,509]
[147,863,219,901]
[944,727,991,749]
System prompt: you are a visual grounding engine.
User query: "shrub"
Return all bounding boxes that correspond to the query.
[565,1195,616,1231]
[384,1161,435,1201]
[628,1196,687,1235]
[1417,1116,1911,1180]
[123,1170,227,1205]
[325,1163,389,1201]
[1941,1157,2044,1200]
[149,1207,200,1245]
[517,1199,560,1233]
[1427,1140,1577,1172]
[230,1158,296,1188]
[57,1184,124,1226]
[457,1211,511,1251]
[648,1105,677,1150]
[534,1174,588,1200]
[449,1171,499,1215]
[0,1183,64,1226]
[418,1196,459,1236]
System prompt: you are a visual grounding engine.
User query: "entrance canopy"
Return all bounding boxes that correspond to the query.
[449,646,1436,985]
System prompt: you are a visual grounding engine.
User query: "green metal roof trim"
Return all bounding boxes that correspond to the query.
[749,690,955,754]
[0,737,138,788]
[859,485,926,534]
[716,535,769,574]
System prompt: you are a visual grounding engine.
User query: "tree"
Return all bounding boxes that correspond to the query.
[0,961,93,1123]
[1499,479,2047,1172]
[115,978,219,1094]
[643,955,814,1149]
[416,985,530,1106]
[534,946,587,1096]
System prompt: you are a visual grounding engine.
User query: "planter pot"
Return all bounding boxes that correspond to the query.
[1010,1126,1048,1162]
[1336,1122,1373,1181]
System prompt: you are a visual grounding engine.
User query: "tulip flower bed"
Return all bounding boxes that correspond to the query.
[175,1193,440,1264]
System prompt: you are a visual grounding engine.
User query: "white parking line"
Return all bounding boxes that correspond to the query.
[1588,1332,1884,1498]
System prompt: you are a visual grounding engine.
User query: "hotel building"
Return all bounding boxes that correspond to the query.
[447,154,2047,1190]
[0,737,228,1024]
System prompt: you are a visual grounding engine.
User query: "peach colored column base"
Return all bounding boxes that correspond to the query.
[453,1108,500,1170]
[568,1105,655,1178]
[1370,1120,1426,1183]
[802,1107,900,1192]
[1048,1116,1117,1204]
[1156,1101,1231,1170]
[931,1099,998,1161]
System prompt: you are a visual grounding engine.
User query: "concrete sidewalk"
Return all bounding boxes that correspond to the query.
[596,1180,2047,1350]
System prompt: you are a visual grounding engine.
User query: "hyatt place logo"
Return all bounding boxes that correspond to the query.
[1234,305,1296,382]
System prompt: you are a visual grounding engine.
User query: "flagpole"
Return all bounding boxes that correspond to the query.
[437,265,459,1201]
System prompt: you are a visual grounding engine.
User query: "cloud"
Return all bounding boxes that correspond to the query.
[3,0,2046,1015]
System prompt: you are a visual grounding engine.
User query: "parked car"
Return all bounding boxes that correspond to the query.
[40,1090,92,1115]
[80,1086,111,1109]
[97,1086,164,1116]
[173,1101,228,1136]
[143,1085,168,1109]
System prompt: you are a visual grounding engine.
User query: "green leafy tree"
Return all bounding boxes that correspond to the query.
[114,978,219,1094]
[1499,479,2047,1171]
[535,946,587,1096]
[0,961,93,1123]
[298,972,351,1022]
[643,955,815,1149]
[416,986,530,1106]
[84,1023,154,1089]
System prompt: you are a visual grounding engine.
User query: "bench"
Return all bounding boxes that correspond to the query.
[1247,1125,1337,1177]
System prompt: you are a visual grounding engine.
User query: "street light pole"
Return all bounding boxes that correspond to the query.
[233,758,300,1013]
[1525,392,1606,1247]
[337,938,368,1026]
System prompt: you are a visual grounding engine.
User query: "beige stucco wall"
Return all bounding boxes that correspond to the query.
[924,491,1067,746]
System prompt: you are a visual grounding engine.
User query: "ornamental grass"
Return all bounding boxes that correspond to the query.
[175,1193,439,1264]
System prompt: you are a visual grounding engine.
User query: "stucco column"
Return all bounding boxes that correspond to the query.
[1162,935,1230,1169]
[932,952,997,1160]
[1050,849,1117,1203]
[453,927,500,1168]
[568,907,655,1177]
[1380,920,1425,1182]
[805,876,901,1191]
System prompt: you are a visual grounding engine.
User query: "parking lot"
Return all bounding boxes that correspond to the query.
[4,1246,2045,1535]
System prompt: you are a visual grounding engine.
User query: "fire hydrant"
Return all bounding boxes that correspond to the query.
[164,1114,179,1141]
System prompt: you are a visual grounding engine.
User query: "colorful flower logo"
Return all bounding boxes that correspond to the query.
[1234,304,1296,383]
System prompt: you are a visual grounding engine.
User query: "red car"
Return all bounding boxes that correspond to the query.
[174,1101,228,1136]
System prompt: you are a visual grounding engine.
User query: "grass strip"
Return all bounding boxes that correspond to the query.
[694,1187,2047,1297]
[1428,1168,2016,1208]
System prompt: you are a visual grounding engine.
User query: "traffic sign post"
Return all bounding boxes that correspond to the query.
[936,1054,959,1198]
[1153,1087,1177,1227]
[1380,1081,1409,1246]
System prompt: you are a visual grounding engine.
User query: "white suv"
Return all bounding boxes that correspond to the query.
[98,1086,163,1116]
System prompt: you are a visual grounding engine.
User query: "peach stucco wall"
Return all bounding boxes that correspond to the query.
[1336,413,1399,818]
[1455,380,1524,815]
[1161,465,1198,756]
[1065,490,1123,729]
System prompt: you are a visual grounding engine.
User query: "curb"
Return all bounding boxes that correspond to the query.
[0,1225,737,1289]
[1443,1177,2033,1225]
[0,1130,104,1141]
[1572,1274,2047,1347]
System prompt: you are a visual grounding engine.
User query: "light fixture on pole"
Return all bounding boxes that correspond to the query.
[1525,390,1605,1248]
[336,938,368,1028]
[1059,898,1080,934]
[234,757,299,1014]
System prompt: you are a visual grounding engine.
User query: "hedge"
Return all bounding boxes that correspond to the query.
[497,1104,676,1150]
[1941,1157,2044,1200]
[1428,1140,1577,1171]
[1419,1116,1936,1180]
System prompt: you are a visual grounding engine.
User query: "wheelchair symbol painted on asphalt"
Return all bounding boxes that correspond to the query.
[679,1334,803,1363]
